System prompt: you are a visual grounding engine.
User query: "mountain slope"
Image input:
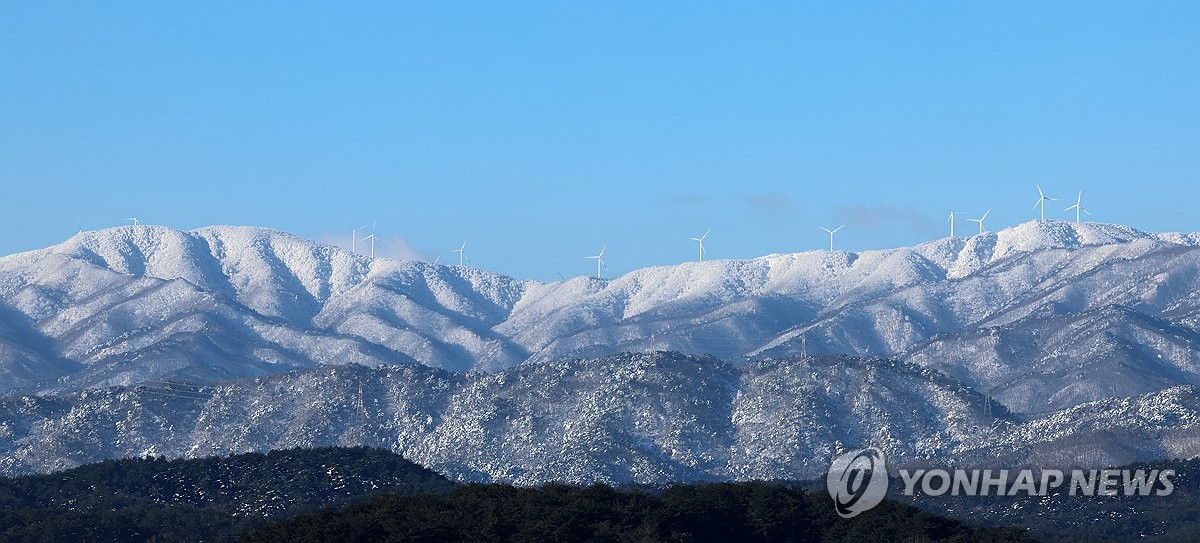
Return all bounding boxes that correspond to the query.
[0,352,1195,484]
[903,304,1200,414]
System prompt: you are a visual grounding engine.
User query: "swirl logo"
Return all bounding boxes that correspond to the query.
[826,447,889,518]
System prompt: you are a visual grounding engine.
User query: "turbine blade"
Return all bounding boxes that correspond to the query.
[1037,184,1044,197]
[1083,208,1091,215]
[833,225,844,233]
[981,209,990,220]
[1033,199,1042,210]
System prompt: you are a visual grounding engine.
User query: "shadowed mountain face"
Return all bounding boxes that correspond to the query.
[3,220,1200,417]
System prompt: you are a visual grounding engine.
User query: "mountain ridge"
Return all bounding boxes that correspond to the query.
[2,220,1200,411]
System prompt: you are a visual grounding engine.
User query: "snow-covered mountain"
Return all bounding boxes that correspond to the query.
[0,225,530,395]
[4,221,1200,418]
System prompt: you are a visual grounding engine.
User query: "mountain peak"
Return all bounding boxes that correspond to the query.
[991,219,1152,251]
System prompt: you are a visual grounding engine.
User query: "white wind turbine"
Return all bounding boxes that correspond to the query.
[350,224,368,254]
[1033,184,1057,221]
[453,239,469,267]
[125,217,140,226]
[1064,191,1090,223]
[820,225,844,251]
[687,229,710,262]
[947,210,956,238]
[585,245,607,279]
[966,209,990,234]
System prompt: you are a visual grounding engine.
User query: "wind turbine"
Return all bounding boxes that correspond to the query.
[1032,184,1057,221]
[453,239,469,267]
[1064,191,1090,223]
[124,217,140,226]
[687,229,710,262]
[820,225,844,251]
[947,210,956,238]
[350,224,368,254]
[585,245,606,279]
[966,209,990,234]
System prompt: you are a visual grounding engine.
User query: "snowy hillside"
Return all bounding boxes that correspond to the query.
[1,352,1196,484]
[3,220,1200,418]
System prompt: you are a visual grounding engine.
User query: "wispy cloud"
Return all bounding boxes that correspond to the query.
[832,205,937,235]
[738,192,799,220]
[318,233,426,261]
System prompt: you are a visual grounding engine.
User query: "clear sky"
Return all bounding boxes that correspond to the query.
[2,2,1198,281]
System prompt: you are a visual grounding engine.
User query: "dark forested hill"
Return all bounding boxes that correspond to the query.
[0,446,453,542]
[7,445,1200,542]
[243,482,1034,543]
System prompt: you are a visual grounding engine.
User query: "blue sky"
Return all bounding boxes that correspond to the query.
[2,2,1197,281]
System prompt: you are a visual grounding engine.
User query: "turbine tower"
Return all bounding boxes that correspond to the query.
[351,224,368,254]
[359,233,376,258]
[453,239,469,267]
[124,217,140,226]
[1032,184,1057,221]
[820,225,844,251]
[687,229,710,262]
[1064,191,1090,223]
[947,210,956,238]
[585,245,606,279]
[966,209,990,234]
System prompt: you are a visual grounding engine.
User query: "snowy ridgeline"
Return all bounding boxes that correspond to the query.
[1,352,1198,484]
[2,221,1200,417]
